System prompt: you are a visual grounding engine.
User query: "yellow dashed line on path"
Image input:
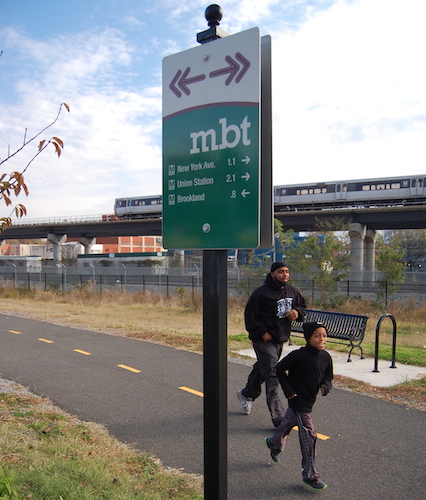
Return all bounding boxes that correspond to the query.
[74,349,91,356]
[317,433,330,441]
[38,338,54,344]
[292,426,330,441]
[9,330,21,334]
[117,364,141,373]
[179,386,204,397]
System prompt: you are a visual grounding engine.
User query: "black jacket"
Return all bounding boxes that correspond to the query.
[244,273,306,344]
[276,344,333,412]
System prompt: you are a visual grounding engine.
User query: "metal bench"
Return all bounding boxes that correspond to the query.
[290,309,369,362]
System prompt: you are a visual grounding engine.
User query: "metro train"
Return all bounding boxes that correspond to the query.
[274,175,425,211]
[113,175,426,218]
[114,195,162,219]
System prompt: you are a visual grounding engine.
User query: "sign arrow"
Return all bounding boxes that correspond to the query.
[241,172,250,181]
[169,67,206,98]
[209,52,251,86]
[241,189,251,198]
[241,156,250,164]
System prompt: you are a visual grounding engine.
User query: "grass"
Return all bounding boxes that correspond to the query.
[0,284,424,497]
[362,344,425,366]
[0,391,202,500]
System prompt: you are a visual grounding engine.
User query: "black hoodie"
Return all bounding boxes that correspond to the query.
[244,273,306,344]
[276,344,333,412]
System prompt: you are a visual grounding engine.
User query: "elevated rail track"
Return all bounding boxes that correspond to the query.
[1,204,426,240]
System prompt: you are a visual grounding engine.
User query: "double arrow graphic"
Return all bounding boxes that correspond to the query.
[169,52,251,98]
[209,53,251,86]
[169,68,206,98]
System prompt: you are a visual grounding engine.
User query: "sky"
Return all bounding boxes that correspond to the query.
[1,0,425,219]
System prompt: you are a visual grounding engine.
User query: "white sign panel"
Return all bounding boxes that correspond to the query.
[163,27,260,117]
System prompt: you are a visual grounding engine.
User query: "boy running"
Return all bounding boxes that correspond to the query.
[264,321,333,490]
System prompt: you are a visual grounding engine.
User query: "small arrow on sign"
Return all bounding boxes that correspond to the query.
[169,67,206,98]
[241,172,250,181]
[241,189,251,198]
[241,156,250,164]
[209,52,251,86]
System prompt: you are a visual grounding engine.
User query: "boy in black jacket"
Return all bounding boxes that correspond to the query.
[264,321,333,490]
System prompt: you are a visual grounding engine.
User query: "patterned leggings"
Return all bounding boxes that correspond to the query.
[270,407,320,481]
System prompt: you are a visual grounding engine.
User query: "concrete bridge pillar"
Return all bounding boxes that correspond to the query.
[349,224,377,283]
[349,223,366,283]
[364,229,376,281]
[47,233,67,265]
[80,237,96,255]
[175,249,185,268]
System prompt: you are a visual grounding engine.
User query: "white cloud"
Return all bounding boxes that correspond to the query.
[271,0,426,184]
[0,27,162,218]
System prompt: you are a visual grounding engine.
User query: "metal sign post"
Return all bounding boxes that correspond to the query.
[162,5,271,498]
[202,248,227,499]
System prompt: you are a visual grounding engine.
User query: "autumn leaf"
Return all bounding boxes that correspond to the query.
[0,217,12,231]
[3,194,12,206]
[52,137,64,148]
[14,204,27,218]
[53,142,62,157]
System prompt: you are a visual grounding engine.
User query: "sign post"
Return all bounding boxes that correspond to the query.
[162,5,271,498]
[202,248,228,499]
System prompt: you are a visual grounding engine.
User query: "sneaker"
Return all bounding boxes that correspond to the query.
[303,478,327,490]
[264,437,281,462]
[237,390,253,415]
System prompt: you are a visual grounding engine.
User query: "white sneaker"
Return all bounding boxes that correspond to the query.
[237,390,253,415]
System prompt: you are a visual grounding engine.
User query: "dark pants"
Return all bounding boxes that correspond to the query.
[242,340,285,426]
[271,408,321,481]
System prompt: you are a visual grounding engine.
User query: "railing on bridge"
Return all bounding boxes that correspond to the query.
[11,214,106,226]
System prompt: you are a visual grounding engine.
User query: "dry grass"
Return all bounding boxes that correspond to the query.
[0,286,424,352]
[333,374,426,411]
[0,288,204,343]
[0,384,203,499]
[335,297,426,349]
[0,287,245,353]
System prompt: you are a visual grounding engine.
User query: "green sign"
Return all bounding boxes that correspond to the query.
[162,28,261,249]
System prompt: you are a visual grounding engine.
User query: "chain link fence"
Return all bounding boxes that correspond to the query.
[0,266,425,307]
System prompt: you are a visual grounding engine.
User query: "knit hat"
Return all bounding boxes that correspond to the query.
[303,321,327,341]
[270,261,287,273]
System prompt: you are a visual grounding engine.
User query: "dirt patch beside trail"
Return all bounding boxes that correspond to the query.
[333,374,426,411]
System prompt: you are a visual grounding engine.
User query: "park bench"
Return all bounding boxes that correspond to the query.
[290,309,369,362]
